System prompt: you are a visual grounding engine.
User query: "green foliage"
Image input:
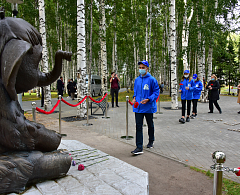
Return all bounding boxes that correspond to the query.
[0,0,239,86]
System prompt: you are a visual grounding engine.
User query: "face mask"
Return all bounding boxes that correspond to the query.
[139,69,146,75]
[184,75,189,78]
[211,78,215,81]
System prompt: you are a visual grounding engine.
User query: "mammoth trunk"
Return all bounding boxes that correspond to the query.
[37,50,72,87]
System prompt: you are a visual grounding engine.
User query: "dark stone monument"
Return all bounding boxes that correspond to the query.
[0,7,72,194]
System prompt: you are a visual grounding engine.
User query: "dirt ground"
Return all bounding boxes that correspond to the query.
[32,113,213,195]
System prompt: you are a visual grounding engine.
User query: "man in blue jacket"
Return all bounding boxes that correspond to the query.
[131,60,159,155]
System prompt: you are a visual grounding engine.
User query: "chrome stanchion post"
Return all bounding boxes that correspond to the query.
[59,95,61,134]
[121,96,133,140]
[83,95,92,126]
[156,93,163,114]
[87,96,89,124]
[211,151,240,195]
[32,102,36,122]
[105,94,108,117]
[102,93,110,119]
[126,96,129,139]
[211,151,226,195]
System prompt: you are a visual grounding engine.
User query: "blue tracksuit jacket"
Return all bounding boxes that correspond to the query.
[179,78,194,100]
[133,72,159,113]
[192,80,203,99]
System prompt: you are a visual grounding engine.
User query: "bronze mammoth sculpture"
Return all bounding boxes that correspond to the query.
[0,7,72,194]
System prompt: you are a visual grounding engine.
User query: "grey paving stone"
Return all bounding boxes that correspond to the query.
[17,140,148,195]
[36,180,66,195]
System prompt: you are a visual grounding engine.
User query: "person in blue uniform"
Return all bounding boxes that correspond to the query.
[191,74,203,118]
[131,60,159,155]
[179,70,194,123]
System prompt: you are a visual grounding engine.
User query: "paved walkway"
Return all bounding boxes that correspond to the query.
[22,92,240,183]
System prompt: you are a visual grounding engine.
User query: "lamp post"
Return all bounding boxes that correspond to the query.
[6,0,24,109]
[6,0,23,18]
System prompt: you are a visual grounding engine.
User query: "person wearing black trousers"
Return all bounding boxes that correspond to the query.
[206,74,222,114]
[41,87,44,107]
[179,70,194,123]
[191,74,203,119]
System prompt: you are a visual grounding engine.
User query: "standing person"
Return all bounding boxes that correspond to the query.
[69,79,76,100]
[41,87,44,107]
[237,81,240,114]
[57,76,64,97]
[191,74,203,119]
[160,82,164,93]
[110,72,120,107]
[131,60,159,155]
[67,79,71,98]
[179,70,194,123]
[206,74,222,114]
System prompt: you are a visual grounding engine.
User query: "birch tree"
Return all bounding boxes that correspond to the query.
[77,0,87,118]
[39,0,52,110]
[113,1,118,74]
[197,13,203,80]
[148,0,152,72]
[145,3,149,62]
[182,0,193,70]
[88,0,93,97]
[100,0,107,95]
[169,0,178,109]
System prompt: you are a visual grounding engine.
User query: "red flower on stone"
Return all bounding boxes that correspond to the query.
[78,164,85,171]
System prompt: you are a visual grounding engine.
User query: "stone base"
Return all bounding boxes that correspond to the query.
[11,140,149,195]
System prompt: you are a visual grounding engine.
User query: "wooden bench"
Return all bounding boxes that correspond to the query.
[91,97,109,115]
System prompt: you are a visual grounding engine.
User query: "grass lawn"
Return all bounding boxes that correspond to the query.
[22,90,179,102]
[22,92,68,101]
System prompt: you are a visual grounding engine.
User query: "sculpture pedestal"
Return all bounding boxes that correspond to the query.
[21,140,149,195]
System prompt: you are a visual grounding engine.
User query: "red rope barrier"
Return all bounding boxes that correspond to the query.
[156,93,160,102]
[128,94,160,106]
[61,96,87,107]
[128,100,133,106]
[36,100,60,114]
[88,93,108,103]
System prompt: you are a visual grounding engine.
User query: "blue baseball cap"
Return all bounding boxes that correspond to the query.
[184,70,190,74]
[138,60,149,67]
[193,74,198,79]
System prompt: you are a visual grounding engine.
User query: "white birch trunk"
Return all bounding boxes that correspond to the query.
[165,12,170,86]
[148,0,152,72]
[182,0,193,70]
[88,0,93,97]
[163,30,167,84]
[77,0,87,118]
[207,47,213,79]
[197,15,203,81]
[133,33,137,79]
[39,0,52,111]
[132,0,137,79]
[202,40,205,79]
[169,0,178,109]
[114,31,117,73]
[202,46,213,102]
[112,39,114,71]
[145,4,148,61]
[100,0,107,94]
